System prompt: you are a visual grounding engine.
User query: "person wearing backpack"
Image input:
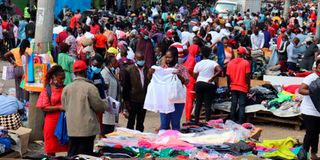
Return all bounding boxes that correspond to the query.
[298,59,320,160]
[36,65,68,156]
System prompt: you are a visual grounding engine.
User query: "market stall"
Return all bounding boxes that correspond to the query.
[214,77,303,129]
[95,121,302,159]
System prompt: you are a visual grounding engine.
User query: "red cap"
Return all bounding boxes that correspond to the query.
[166,31,173,38]
[237,46,248,55]
[73,60,88,73]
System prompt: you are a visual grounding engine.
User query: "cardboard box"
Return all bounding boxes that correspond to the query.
[9,127,32,155]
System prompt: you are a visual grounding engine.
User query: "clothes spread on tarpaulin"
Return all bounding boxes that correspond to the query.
[144,66,177,114]
[247,85,278,105]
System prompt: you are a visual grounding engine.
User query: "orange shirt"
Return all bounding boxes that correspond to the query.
[95,34,107,48]
[11,48,32,66]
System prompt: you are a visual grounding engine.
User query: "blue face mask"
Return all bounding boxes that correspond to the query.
[172,26,177,30]
[91,66,102,74]
[136,60,145,67]
[144,36,149,40]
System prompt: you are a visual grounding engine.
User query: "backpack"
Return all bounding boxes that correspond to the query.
[309,78,320,113]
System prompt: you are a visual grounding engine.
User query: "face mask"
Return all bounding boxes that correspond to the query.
[156,55,161,60]
[53,80,63,88]
[91,66,102,74]
[136,60,145,67]
[172,25,177,30]
[144,36,149,40]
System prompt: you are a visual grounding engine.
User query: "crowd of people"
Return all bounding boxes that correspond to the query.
[2,0,320,159]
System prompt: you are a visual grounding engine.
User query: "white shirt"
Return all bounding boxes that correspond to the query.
[301,73,320,117]
[53,25,64,34]
[209,31,223,45]
[181,31,191,46]
[220,28,230,37]
[251,32,265,50]
[84,32,94,39]
[116,47,135,60]
[194,59,219,84]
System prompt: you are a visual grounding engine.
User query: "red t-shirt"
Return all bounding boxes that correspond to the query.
[2,21,11,31]
[226,58,251,93]
[95,34,107,48]
[90,24,100,34]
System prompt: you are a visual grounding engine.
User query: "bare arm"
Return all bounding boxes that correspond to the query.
[299,83,309,96]
[208,66,222,83]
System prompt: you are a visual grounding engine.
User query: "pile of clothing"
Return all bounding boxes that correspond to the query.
[96,121,302,159]
[0,127,14,155]
[247,84,301,113]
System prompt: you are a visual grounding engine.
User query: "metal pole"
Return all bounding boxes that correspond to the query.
[283,0,290,21]
[316,2,320,38]
[28,0,55,142]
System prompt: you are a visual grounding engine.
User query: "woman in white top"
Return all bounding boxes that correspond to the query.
[193,46,222,122]
[146,47,189,130]
[298,59,320,160]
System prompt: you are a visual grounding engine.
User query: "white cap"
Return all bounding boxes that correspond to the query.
[192,26,200,32]
[225,23,232,28]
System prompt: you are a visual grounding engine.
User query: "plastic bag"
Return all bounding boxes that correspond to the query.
[54,112,68,145]
[168,75,186,103]
[225,120,250,141]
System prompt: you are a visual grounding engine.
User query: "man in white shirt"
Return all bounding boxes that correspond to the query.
[251,29,265,50]
[84,26,94,39]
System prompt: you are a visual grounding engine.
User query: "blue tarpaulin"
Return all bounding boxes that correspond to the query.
[54,0,91,19]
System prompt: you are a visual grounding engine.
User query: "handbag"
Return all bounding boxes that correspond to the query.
[168,75,186,103]
[2,65,15,80]
[54,112,68,145]
[0,113,22,130]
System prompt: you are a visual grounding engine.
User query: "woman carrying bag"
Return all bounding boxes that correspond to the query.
[36,65,68,156]
[145,47,189,130]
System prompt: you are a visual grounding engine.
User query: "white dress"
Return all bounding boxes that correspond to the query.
[144,66,177,114]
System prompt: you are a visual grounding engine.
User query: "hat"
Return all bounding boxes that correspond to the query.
[107,47,118,56]
[166,30,173,38]
[73,60,88,73]
[225,23,232,28]
[237,46,248,55]
[192,26,200,32]
[81,38,93,47]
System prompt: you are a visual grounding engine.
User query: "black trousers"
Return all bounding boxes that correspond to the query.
[230,90,247,124]
[126,102,146,132]
[68,136,96,157]
[302,114,320,154]
[194,82,217,122]
[102,124,115,135]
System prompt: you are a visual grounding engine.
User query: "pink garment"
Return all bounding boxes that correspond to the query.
[138,136,194,151]
[255,146,277,152]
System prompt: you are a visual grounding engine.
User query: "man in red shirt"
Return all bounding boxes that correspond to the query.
[226,47,251,124]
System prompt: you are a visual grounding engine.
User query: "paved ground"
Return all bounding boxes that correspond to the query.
[0,60,308,155]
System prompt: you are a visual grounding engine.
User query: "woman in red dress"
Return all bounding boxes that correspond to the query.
[36,65,68,155]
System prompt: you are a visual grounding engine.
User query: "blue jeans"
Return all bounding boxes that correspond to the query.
[160,103,184,130]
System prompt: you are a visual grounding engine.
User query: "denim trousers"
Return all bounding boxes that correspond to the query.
[230,90,247,124]
[160,103,184,130]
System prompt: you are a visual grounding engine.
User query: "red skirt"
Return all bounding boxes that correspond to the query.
[43,112,68,154]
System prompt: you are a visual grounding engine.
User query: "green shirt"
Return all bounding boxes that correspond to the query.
[58,53,74,85]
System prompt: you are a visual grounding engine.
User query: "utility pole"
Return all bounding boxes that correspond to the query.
[28,0,55,142]
[316,1,320,38]
[283,0,290,21]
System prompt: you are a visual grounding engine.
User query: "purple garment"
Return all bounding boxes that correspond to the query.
[136,38,156,68]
